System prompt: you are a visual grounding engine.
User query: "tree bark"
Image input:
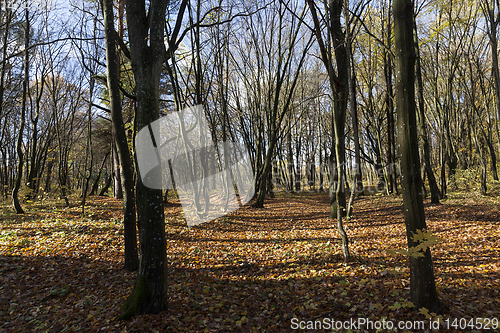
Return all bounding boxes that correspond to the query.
[103,0,139,272]
[81,78,95,214]
[90,151,110,196]
[113,143,123,199]
[485,131,499,181]
[13,7,30,214]
[384,4,397,195]
[99,172,113,196]
[0,8,11,122]
[414,19,440,204]
[287,111,294,192]
[394,0,441,311]
[483,0,500,152]
[306,0,350,259]
[345,0,362,218]
[120,0,169,319]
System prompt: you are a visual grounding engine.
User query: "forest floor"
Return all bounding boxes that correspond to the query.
[0,191,499,332]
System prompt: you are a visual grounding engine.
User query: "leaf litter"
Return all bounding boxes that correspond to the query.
[0,193,498,332]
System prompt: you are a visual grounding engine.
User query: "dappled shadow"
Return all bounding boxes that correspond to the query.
[424,202,500,223]
[168,235,338,244]
[164,258,500,332]
[1,192,499,332]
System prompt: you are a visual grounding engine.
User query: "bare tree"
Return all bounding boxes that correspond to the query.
[120,0,169,319]
[394,0,441,311]
[306,0,350,259]
[12,6,30,214]
[103,0,139,272]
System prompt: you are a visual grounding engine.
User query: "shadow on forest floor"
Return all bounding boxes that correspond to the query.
[0,192,499,332]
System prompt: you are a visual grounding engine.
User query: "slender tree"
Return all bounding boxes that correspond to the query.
[481,0,500,146]
[414,17,440,204]
[306,0,350,259]
[103,0,139,272]
[394,0,441,311]
[13,7,30,214]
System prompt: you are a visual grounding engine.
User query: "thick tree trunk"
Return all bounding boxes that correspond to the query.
[120,0,169,319]
[394,0,441,312]
[58,165,70,207]
[479,143,487,195]
[103,0,139,272]
[318,132,324,192]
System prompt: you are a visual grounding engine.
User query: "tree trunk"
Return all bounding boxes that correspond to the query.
[475,128,488,195]
[414,19,440,204]
[384,5,397,195]
[287,112,294,192]
[346,1,361,218]
[13,7,30,215]
[44,157,54,194]
[0,8,11,122]
[484,1,500,153]
[99,173,113,196]
[120,0,169,319]
[81,78,95,214]
[440,142,447,198]
[254,136,276,207]
[487,140,499,181]
[113,143,123,199]
[90,152,110,196]
[484,128,499,181]
[27,76,46,199]
[306,0,350,259]
[103,0,139,272]
[295,142,301,192]
[394,0,441,312]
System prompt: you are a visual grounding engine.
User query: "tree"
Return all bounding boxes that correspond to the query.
[103,0,138,272]
[481,0,500,152]
[306,0,350,259]
[230,1,311,208]
[382,0,397,195]
[414,16,440,203]
[12,6,29,214]
[120,0,169,319]
[393,0,441,311]
[345,0,366,217]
